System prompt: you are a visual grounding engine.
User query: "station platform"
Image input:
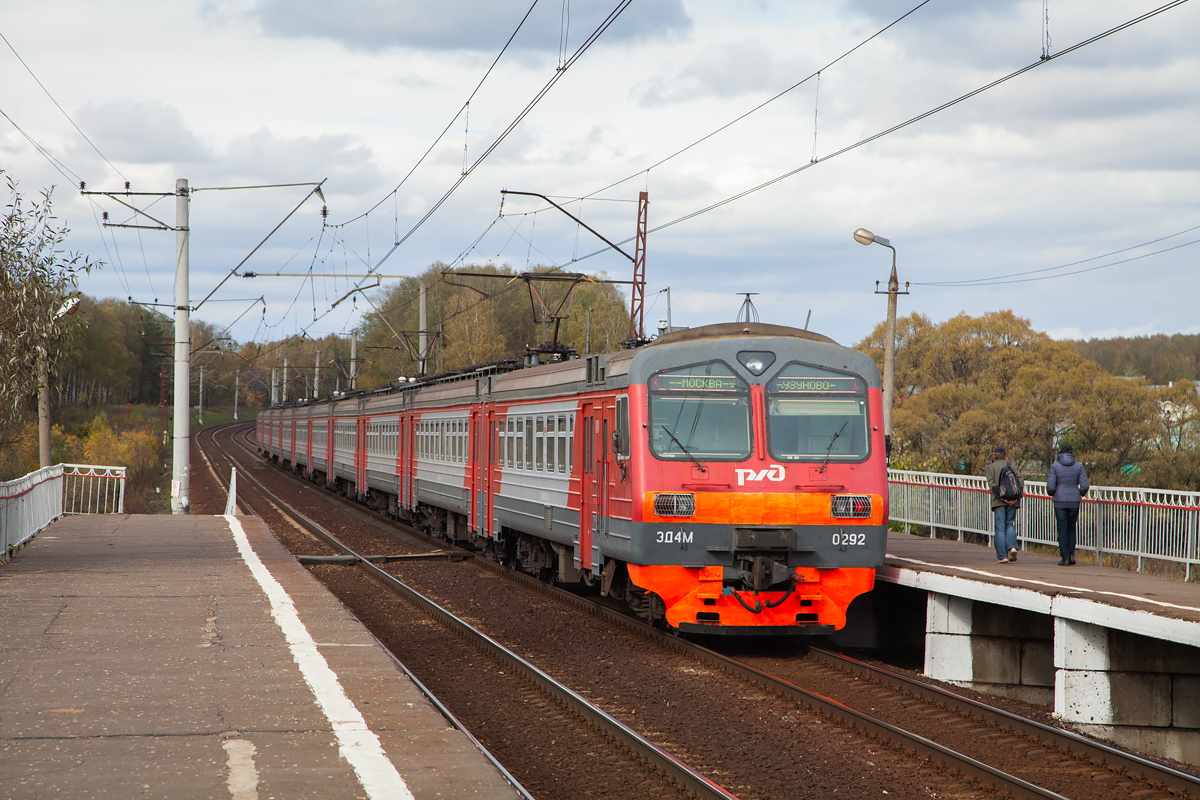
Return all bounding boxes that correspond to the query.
[880,533,1200,646]
[859,532,1200,764]
[0,514,525,800]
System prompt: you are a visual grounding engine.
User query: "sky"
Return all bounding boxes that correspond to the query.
[3,0,1199,352]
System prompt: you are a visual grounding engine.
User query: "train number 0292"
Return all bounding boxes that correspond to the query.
[656,530,694,544]
[832,532,867,546]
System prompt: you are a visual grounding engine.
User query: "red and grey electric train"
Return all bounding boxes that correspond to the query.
[258,321,889,635]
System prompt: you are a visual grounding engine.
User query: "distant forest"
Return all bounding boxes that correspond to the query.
[1074,334,1200,386]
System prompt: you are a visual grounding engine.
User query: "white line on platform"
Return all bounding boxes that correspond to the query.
[224,515,415,800]
[223,739,259,800]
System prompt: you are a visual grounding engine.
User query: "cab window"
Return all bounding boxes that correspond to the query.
[766,363,869,462]
[648,362,750,461]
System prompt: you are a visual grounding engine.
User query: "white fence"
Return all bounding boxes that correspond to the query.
[1,464,126,563]
[888,470,1200,580]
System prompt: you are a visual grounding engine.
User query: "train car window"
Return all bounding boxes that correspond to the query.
[614,396,630,459]
[525,416,534,470]
[557,416,568,473]
[506,418,515,468]
[535,418,544,471]
[568,415,574,473]
[582,416,593,473]
[766,363,870,462]
[516,418,524,469]
[648,361,751,461]
[545,417,555,472]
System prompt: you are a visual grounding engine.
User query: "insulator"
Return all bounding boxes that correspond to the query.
[79,181,86,191]
[124,181,131,192]
[321,206,328,219]
[102,211,109,222]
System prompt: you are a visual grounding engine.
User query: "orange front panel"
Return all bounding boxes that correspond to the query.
[627,563,875,631]
[642,491,885,527]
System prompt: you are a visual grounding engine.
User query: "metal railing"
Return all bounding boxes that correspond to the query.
[889,469,1200,581]
[1,464,126,563]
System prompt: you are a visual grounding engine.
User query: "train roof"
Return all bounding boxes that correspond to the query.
[649,322,837,347]
[262,321,870,415]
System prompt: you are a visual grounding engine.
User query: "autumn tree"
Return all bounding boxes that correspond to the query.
[858,311,1158,483]
[0,172,97,445]
[354,262,629,387]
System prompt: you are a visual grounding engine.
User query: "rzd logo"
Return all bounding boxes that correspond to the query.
[735,465,786,486]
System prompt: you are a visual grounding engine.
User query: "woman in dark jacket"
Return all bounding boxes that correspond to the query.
[1047,444,1089,565]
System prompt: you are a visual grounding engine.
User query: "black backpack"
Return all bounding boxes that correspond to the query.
[998,463,1023,502]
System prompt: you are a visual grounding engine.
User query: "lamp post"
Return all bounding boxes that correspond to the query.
[853,228,907,457]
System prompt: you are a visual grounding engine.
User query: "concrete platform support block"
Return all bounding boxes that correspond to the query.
[1175,676,1200,729]
[925,593,974,681]
[1021,641,1055,688]
[926,633,974,682]
[1055,618,1174,727]
[1055,618,1112,723]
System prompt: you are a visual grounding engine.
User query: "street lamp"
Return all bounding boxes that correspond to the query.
[854,228,906,458]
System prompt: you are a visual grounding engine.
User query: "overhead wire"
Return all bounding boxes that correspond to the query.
[914,228,1200,287]
[0,30,127,181]
[564,0,1194,266]
[580,0,935,201]
[357,0,635,280]
[330,0,543,228]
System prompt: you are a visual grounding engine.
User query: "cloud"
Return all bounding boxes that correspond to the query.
[252,0,691,54]
[216,129,383,193]
[635,39,789,105]
[74,100,210,164]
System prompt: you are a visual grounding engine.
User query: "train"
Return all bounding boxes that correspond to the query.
[257,321,889,635]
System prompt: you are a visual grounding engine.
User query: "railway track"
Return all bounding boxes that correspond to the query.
[199,423,731,800]
[198,421,1198,799]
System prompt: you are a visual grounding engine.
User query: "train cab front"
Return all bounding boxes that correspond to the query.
[620,333,889,635]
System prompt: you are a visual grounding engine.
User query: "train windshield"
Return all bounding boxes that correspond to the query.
[766,363,870,462]
[649,362,751,461]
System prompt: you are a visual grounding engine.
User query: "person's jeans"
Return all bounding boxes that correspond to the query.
[993,505,1018,559]
[1055,506,1079,562]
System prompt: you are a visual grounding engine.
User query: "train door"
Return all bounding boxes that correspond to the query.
[484,410,497,538]
[469,408,481,533]
[326,418,335,487]
[398,415,408,509]
[305,421,313,473]
[579,401,609,571]
[405,414,415,509]
[355,416,368,496]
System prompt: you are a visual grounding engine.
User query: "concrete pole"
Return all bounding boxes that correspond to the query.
[234,369,239,421]
[349,336,357,390]
[665,286,672,334]
[314,350,320,401]
[418,284,428,376]
[271,366,277,405]
[883,247,898,451]
[283,358,289,403]
[198,364,204,427]
[38,359,51,468]
[171,178,190,514]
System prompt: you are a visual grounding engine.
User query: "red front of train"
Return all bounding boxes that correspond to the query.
[603,324,888,635]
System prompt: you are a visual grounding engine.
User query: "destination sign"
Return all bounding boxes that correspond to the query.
[652,374,743,392]
[770,376,860,394]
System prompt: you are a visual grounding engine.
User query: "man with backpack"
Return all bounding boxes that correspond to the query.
[985,445,1024,563]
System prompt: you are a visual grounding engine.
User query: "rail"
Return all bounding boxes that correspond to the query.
[1,464,126,562]
[889,469,1200,580]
